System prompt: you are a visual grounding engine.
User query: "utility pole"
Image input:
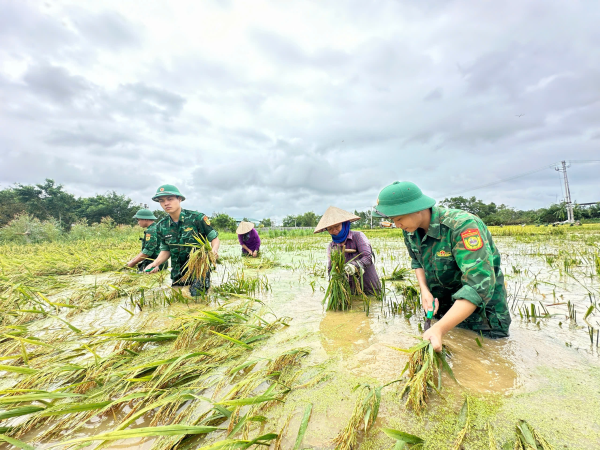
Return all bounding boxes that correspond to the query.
[370,207,373,229]
[555,161,574,223]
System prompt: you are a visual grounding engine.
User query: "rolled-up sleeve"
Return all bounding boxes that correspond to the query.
[451,221,495,310]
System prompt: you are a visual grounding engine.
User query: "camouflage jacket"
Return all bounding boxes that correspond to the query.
[156,209,218,283]
[140,222,161,260]
[403,206,510,337]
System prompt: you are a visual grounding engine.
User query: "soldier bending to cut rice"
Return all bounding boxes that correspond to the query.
[374,181,511,351]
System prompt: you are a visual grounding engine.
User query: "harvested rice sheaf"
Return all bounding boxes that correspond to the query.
[323,248,352,311]
[394,340,455,412]
[179,234,217,283]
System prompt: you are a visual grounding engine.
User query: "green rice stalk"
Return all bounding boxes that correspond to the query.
[179,234,216,284]
[393,340,455,412]
[0,433,35,450]
[50,425,221,447]
[515,420,554,450]
[323,249,352,311]
[293,403,312,450]
[381,427,424,448]
[452,397,469,450]
[332,384,382,450]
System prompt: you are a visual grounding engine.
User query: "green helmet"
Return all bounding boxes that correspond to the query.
[152,184,186,202]
[133,209,157,220]
[374,181,436,217]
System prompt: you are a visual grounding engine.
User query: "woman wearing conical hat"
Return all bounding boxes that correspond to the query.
[314,206,381,295]
[237,221,261,257]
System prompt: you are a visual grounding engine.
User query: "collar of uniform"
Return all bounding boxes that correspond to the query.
[169,209,186,225]
[426,206,442,240]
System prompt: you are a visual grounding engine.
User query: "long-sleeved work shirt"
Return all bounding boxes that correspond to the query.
[327,230,381,295]
[403,206,511,337]
[239,228,261,254]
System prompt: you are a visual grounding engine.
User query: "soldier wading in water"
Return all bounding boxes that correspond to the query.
[126,209,168,273]
[146,185,220,296]
[375,181,511,351]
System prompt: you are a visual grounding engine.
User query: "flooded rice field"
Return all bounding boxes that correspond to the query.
[1,226,599,449]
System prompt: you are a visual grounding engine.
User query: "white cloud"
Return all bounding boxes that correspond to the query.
[1,0,599,220]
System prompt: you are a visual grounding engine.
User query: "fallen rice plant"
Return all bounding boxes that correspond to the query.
[332,384,382,450]
[394,340,455,412]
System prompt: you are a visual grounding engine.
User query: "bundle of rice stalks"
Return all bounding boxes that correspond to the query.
[513,420,554,450]
[323,249,352,311]
[332,384,382,450]
[179,234,217,284]
[394,340,455,412]
[384,265,410,281]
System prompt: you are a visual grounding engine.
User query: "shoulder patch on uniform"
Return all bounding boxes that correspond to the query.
[184,227,192,232]
[460,228,483,251]
[145,233,151,240]
[203,216,211,226]
[436,250,452,257]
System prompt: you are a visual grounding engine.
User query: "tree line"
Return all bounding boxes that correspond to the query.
[1,180,598,234]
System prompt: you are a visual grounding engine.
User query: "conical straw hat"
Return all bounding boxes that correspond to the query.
[236,221,255,234]
[314,206,360,234]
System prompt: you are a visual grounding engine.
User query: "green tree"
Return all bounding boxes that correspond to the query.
[282,215,298,227]
[0,188,26,227]
[13,179,79,227]
[259,218,273,227]
[78,192,142,225]
[210,213,237,232]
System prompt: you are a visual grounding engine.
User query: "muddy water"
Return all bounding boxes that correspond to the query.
[2,233,600,449]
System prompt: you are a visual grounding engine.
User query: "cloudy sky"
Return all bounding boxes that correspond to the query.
[1,0,599,221]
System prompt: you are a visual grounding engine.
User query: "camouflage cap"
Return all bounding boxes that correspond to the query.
[133,209,157,220]
[152,184,186,202]
[374,181,435,217]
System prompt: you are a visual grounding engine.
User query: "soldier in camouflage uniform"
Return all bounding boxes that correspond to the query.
[375,181,511,351]
[126,209,167,272]
[145,185,220,296]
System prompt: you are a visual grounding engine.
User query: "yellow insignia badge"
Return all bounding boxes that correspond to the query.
[436,250,451,257]
[145,234,151,241]
[461,229,483,251]
[376,197,380,205]
[184,227,192,232]
[203,216,211,226]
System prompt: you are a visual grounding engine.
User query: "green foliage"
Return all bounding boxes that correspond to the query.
[282,211,321,227]
[0,214,62,244]
[441,196,600,225]
[259,217,273,227]
[211,212,238,232]
[0,179,143,232]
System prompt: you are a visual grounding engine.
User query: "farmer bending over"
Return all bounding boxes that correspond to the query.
[146,185,220,296]
[374,181,511,351]
[314,206,381,296]
[237,221,261,257]
[127,209,168,272]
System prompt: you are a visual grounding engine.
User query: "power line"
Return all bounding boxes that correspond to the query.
[444,159,600,199]
[444,163,557,198]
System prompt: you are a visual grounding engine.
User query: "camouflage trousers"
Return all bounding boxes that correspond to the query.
[434,295,511,338]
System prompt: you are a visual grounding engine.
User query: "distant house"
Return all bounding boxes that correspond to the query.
[233,218,261,227]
